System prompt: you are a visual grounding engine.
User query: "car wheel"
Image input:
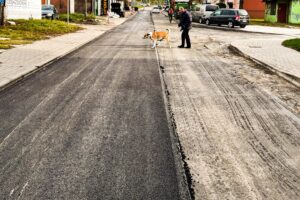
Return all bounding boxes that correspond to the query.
[199,18,202,24]
[228,21,234,28]
[206,19,210,25]
[240,24,246,28]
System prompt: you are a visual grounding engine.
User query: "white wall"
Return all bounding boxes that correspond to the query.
[6,0,42,19]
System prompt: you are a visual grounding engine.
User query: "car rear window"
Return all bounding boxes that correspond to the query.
[221,10,233,15]
[42,5,53,10]
[238,10,248,15]
[229,10,236,15]
[206,5,218,12]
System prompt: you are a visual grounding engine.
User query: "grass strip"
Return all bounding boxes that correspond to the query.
[0,19,81,49]
[282,38,300,52]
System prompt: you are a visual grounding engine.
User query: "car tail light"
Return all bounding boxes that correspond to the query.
[235,15,240,21]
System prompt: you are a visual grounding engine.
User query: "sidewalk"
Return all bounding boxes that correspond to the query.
[230,38,300,87]
[0,17,127,89]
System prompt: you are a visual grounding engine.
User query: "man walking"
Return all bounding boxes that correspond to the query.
[178,7,192,48]
[168,7,174,23]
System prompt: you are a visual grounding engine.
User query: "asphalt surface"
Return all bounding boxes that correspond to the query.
[0,12,185,199]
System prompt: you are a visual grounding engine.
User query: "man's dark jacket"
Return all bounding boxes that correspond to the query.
[178,11,192,30]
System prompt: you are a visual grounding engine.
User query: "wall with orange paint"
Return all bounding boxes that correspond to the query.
[242,0,265,19]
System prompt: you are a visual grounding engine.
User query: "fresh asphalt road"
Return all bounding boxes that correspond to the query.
[0,12,186,199]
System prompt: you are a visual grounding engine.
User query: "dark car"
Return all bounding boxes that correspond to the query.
[42,4,59,20]
[205,9,249,28]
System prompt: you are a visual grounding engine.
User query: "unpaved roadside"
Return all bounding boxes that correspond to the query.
[152,13,300,200]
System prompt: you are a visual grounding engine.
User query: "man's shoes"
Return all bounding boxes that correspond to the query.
[178,45,184,48]
[185,46,191,48]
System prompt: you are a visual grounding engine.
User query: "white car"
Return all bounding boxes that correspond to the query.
[191,4,219,23]
[152,7,161,13]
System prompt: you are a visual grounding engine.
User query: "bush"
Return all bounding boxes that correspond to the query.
[59,13,96,23]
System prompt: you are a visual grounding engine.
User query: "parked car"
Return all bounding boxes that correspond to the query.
[42,4,59,20]
[151,7,161,13]
[205,9,249,28]
[191,4,219,24]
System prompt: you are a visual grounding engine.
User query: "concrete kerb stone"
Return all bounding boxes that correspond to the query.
[192,23,282,35]
[229,44,300,88]
[0,16,134,91]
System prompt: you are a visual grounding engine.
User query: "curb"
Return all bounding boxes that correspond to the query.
[192,23,282,35]
[0,16,133,92]
[229,44,300,87]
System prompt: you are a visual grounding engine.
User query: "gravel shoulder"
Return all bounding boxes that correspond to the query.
[153,13,300,200]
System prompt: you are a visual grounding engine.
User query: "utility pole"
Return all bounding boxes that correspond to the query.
[0,0,5,26]
[85,0,88,17]
[67,0,69,24]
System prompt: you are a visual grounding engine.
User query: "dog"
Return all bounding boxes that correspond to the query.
[143,29,171,49]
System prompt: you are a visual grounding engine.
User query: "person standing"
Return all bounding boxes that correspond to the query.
[178,7,192,48]
[227,0,234,8]
[168,7,174,23]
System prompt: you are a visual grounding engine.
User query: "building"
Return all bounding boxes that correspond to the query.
[210,0,240,9]
[6,0,41,19]
[42,0,105,16]
[241,0,265,19]
[42,0,74,13]
[265,0,300,24]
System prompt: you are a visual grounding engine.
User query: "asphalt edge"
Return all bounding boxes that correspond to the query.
[152,12,194,200]
[229,44,300,88]
[155,47,194,200]
[0,15,135,92]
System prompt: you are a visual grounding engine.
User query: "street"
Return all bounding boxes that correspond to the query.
[0,10,300,200]
[0,12,189,199]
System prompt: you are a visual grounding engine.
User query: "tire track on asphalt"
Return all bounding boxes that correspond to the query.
[153,12,300,198]
[195,49,300,198]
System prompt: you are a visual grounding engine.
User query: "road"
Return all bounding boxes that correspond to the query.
[0,12,190,199]
[153,13,300,200]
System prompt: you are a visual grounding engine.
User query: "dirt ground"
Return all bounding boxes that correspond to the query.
[152,13,300,200]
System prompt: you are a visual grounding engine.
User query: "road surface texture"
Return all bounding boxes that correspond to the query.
[152,13,300,199]
[0,12,190,199]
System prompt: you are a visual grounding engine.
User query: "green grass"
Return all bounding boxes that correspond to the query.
[0,19,81,49]
[250,20,300,28]
[282,38,300,52]
[58,13,96,24]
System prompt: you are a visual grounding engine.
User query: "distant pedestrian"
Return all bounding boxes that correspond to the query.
[178,7,192,48]
[168,7,174,23]
[227,0,234,8]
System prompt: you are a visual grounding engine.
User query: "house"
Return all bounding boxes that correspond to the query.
[6,0,41,19]
[240,0,265,19]
[42,0,107,16]
[264,0,300,24]
[210,0,240,9]
[42,0,74,13]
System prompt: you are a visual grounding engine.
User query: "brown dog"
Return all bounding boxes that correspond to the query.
[143,29,171,48]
